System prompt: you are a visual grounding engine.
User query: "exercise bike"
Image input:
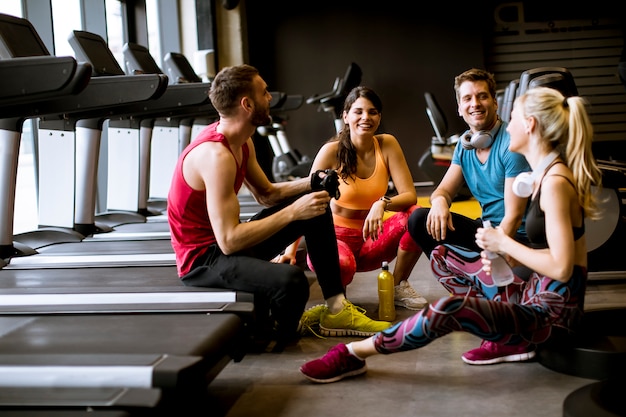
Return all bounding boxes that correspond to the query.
[256,62,363,182]
[419,91,472,200]
[305,62,413,198]
[306,62,362,134]
[256,93,309,182]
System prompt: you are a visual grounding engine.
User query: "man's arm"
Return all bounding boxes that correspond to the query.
[426,164,465,241]
[277,141,338,265]
[243,138,311,206]
[498,136,531,238]
[198,139,330,255]
[499,176,528,237]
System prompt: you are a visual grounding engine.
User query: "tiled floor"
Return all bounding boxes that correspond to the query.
[206,255,626,417]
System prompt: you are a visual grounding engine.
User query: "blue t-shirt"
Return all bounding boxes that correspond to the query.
[452,120,530,234]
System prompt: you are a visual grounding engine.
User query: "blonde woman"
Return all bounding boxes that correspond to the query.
[300,86,602,382]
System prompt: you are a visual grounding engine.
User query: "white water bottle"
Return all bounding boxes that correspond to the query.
[482,220,514,286]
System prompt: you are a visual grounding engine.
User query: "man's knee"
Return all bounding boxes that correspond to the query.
[408,207,432,252]
[277,265,310,298]
[408,208,429,236]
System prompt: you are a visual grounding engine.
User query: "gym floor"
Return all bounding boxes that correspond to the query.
[204,254,626,417]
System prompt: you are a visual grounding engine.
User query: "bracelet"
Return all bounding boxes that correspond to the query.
[379,195,392,209]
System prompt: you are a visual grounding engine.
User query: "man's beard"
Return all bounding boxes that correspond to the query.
[251,106,272,127]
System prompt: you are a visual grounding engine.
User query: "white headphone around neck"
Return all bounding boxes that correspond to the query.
[512,151,560,198]
[461,118,502,150]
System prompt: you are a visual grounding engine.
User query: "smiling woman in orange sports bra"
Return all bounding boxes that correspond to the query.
[298,86,427,310]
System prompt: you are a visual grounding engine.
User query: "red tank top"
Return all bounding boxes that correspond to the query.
[167,121,248,276]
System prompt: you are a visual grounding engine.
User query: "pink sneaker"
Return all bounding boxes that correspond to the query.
[300,343,367,383]
[462,340,536,365]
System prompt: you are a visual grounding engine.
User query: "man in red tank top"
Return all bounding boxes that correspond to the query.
[167,64,391,350]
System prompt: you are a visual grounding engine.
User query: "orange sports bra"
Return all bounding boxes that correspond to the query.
[333,136,389,228]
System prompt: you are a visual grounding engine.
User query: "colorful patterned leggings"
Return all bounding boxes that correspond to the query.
[373,244,586,354]
[307,205,422,287]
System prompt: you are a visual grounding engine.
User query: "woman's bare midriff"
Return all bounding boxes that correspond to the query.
[331,200,370,219]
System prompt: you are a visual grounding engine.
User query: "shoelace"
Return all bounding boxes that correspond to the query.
[397,284,427,305]
[401,286,421,298]
[300,319,326,339]
[342,302,368,325]
[299,305,327,339]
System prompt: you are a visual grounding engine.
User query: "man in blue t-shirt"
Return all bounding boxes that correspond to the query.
[409,68,529,258]
[408,68,532,364]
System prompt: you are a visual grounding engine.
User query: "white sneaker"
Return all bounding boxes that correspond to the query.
[394,280,427,310]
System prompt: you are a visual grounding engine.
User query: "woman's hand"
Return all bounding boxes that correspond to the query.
[362,200,387,241]
[475,225,506,253]
[479,251,493,275]
[271,252,297,265]
[476,226,505,275]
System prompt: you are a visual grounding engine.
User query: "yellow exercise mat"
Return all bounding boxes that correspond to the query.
[417,196,482,219]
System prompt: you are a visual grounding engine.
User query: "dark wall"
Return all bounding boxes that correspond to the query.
[242,1,622,182]
[245,2,492,182]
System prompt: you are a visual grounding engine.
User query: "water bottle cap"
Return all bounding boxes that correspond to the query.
[382,261,389,269]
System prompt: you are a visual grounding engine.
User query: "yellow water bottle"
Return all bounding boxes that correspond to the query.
[378,261,396,321]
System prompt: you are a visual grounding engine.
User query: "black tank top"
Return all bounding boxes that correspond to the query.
[525,162,585,249]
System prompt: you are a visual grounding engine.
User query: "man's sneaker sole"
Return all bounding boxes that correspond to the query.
[300,364,367,383]
[318,326,379,337]
[462,350,536,365]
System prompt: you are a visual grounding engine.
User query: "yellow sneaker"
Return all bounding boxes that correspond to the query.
[319,300,392,337]
[297,304,327,337]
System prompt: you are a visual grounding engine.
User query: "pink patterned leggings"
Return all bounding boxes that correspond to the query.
[307,205,422,287]
[372,244,586,354]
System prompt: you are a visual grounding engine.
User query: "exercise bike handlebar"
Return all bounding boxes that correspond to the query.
[305,62,362,111]
[305,77,342,105]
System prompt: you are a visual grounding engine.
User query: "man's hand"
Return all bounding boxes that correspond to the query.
[311,169,341,200]
[291,190,332,220]
[426,196,455,241]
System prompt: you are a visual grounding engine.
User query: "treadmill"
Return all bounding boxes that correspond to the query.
[0,20,210,269]
[0,36,255,415]
[0,13,255,321]
[0,390,159,416]
[0,55,91,263]
[120,42,213,207]
[0,313,248,415]
[0,16,253,324]
[120,45,267,222]
[67,33,262,243]
[0,13,167,265]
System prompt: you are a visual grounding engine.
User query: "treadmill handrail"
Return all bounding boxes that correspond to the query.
[0,56,91,107]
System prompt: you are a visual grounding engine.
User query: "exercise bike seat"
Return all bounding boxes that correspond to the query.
[273,94,304,113]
